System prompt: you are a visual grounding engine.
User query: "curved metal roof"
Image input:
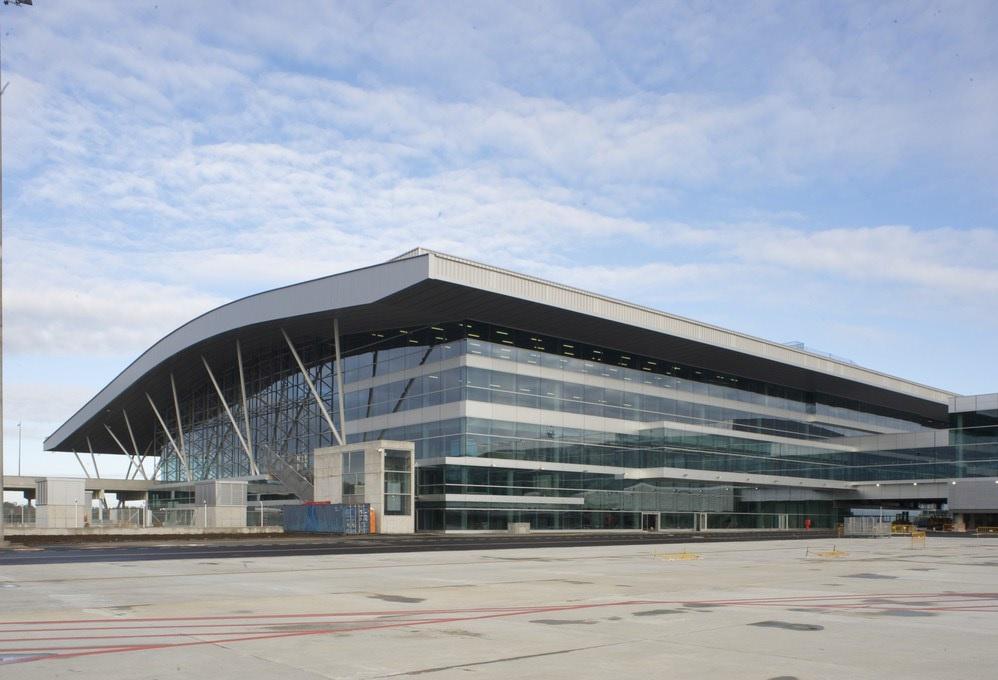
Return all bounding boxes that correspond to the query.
[45,249,954,454]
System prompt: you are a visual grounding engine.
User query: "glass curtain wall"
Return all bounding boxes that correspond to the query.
[151,319,996,530]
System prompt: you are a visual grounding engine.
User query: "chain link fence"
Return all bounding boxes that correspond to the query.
[246,506,286,527]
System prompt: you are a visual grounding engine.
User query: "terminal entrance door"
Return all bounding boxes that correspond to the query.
[642,513,658,531]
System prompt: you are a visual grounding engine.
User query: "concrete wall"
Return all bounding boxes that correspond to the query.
[849,481,952,502]
[313,446,345,503]
[950,393,998,414]
[36,505,86,529]
[192,506,247,529]
[36,478,86,506]
[949,479,998,512]
[7,526,281,537]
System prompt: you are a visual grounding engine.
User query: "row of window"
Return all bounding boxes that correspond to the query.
[333,322,934,432]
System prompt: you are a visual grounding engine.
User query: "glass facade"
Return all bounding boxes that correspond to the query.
[152,320,996,531]
[384,450,412,516]
[341,451,365,505]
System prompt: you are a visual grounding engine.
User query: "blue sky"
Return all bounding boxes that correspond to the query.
[2,0,997,479]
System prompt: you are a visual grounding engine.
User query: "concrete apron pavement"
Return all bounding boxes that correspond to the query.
[0,536,996,679]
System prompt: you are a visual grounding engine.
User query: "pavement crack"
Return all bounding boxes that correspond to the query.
[377,641,628,676]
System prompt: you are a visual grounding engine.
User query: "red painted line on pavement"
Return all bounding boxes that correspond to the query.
[0,604,550,627]
[0,618,454,643]
[4,591,997,665]
[7,591,990,627]
[0,603,610,665]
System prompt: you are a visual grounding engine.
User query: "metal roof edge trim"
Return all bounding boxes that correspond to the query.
[421,249,954,404]
[44,254,432,450]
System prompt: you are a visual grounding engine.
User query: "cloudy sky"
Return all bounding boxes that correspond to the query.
[2,1,996,480]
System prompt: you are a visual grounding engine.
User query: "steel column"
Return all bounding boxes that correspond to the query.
[333,317,347,439]
[122,409,148,480]
[169,373,188,477]
[72,450,91,478]
[103,423,144,477]
[146,393,191,482]
[86,437,101,479]
[201,355,256,474]
[235,340,258,474]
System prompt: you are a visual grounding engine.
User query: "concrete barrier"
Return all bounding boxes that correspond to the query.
[6,526,282,537]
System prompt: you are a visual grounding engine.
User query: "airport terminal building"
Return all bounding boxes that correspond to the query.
[44,249,998,531]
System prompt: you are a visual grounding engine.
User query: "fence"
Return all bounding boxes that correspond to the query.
[90,507,144,527]
[843,516,892,537]
[149,508,197,528]
[657,512,794,531]
[2,505,36,527]
[246,506,286,527]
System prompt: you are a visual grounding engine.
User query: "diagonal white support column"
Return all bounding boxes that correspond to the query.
[122,409,149,480]
[333,318,348,441]
[104,423,144,478]
[201,355,256,473]
[142,439,163,481]
[281,328,344,446]
[147,393,191,482]
[150,454,165,481]
[86,437,101,479]
[72,450,91,478]
[130,440,153,481]
[169,374,188,477]
[235,340,258,475]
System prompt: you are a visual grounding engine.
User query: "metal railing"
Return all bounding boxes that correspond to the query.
[149,508,197,528]
[844,516,892,537]
[258,444,314,501]
[246,506,286,527]
[90,507,144,527]
[656,512,802,532]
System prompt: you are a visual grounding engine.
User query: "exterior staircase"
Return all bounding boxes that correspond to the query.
[258,445,314,502]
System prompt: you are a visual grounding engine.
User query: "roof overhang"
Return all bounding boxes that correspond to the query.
[45,249,954,454]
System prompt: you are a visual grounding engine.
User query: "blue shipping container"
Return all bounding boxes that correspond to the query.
[281,503,371,534]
